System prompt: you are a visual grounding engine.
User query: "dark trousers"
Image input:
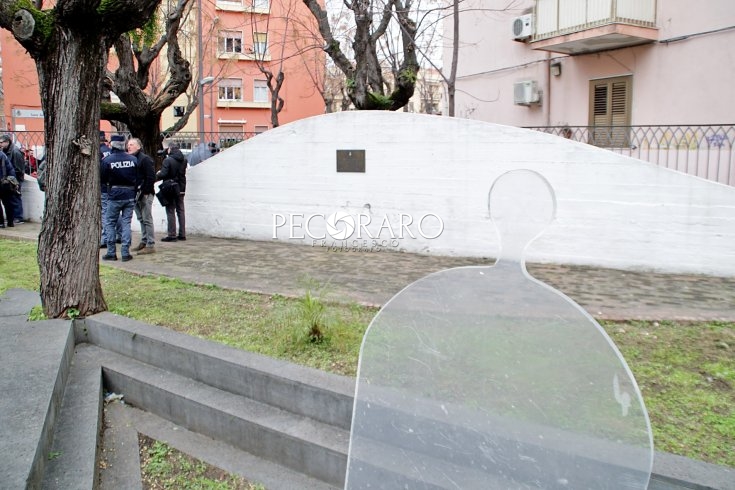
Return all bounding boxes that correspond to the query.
[0,192,14,226]
[165,192,185,238]
[12,185,23,221]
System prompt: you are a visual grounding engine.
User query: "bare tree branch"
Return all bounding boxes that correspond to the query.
[303,0,355,77]
[302,0,418,110]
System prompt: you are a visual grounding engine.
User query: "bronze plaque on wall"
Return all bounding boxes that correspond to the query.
[336,149,366,173]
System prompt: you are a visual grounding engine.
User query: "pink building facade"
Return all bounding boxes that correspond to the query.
[446,1,735,134]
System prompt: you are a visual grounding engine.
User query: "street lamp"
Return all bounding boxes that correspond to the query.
[198,76,214,144]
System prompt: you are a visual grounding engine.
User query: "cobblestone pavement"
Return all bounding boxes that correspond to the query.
[2,222,734,321]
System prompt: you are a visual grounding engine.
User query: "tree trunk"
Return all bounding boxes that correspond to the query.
[127,113,163,169]
[37,29,108,318]
[269,71,285,128]
[447,0,459,117]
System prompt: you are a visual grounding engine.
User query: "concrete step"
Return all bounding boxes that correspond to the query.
[100,399,143,490]
[103,400,338,489]
[80,312,355,430]
[0,312,73,490]
[82,344,350,487]
[2,297,728,490]
[42,346,104,489]
[0,288,42,319]
[77,312,735,490]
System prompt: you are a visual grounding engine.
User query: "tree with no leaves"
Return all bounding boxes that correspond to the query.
[303,0,420,111]
[103,0,197,158]
[0,0,161,318]
[249,0,293,128]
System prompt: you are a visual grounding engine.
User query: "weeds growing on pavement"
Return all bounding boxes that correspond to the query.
[28,305,46,321]
[1,238,733,467]
[139,435,263,489]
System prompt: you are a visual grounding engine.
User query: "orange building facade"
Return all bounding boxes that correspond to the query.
[0,31,45,134]
[0,0,325,148]
[193,0,325,141]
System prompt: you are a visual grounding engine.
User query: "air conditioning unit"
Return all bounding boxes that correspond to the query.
[514,80,541,105]
[512,14,534,41]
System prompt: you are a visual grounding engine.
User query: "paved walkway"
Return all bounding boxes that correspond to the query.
[2,222,734,321]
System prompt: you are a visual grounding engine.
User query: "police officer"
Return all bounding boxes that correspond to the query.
[99,131,120,247]
[100,135,139,261]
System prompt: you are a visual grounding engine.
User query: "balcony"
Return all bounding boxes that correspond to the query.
[218,51,272,62]
[531,0,658,55]
[216,100,270,109]
[215,0,270,14]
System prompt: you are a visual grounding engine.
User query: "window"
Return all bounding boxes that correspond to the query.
[254,125,269,134]
[167,139,193,152]
[588,76,632,148]
[173,106,185,117]
[219,31,243,54]
[218,78,243,101]
[252,0,269,9]
[254,80,268,102]
[253,32,268,56]
[219,124,244,148]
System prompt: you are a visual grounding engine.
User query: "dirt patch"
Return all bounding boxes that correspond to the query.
[138,434,263,489]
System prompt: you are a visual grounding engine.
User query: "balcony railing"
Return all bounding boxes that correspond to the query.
[525,124,735,186]
[533,0,657,42]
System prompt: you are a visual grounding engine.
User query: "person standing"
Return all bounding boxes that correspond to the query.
[99,131,121,248]
[156,142,187,242]
[0,134,26,224]
[0,150,16,227]
[127,137,156,255]
[100,135,138,261]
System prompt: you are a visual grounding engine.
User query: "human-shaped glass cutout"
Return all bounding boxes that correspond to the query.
[345,169,653,489]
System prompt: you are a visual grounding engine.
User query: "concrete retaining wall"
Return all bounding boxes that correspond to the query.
[20,112,735,276]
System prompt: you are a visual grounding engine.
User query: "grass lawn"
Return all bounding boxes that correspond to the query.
[1,238,733,468]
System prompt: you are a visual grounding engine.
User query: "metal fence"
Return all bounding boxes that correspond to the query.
[6,130,260,162]
[525,124,735,186]
[159,131,260,152]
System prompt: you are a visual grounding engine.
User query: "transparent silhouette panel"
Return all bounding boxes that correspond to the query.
[345,170,653,489]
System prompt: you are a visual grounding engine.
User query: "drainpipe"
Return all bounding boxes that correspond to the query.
[197,0,205,144]
[544,51,551,127]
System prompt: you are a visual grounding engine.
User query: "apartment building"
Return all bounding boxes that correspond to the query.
[174,0,325,143]
[444,0,735,184]
[0,0,325,147]
[447,0,734,126]
[0,33,44,133]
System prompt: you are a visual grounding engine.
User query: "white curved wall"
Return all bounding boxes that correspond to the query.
[184,112,735,276]
[21,112,735,276]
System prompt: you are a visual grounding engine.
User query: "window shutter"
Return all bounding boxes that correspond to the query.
[589,76,631,147]
[253,32,268,56]
[591,84,609,146]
